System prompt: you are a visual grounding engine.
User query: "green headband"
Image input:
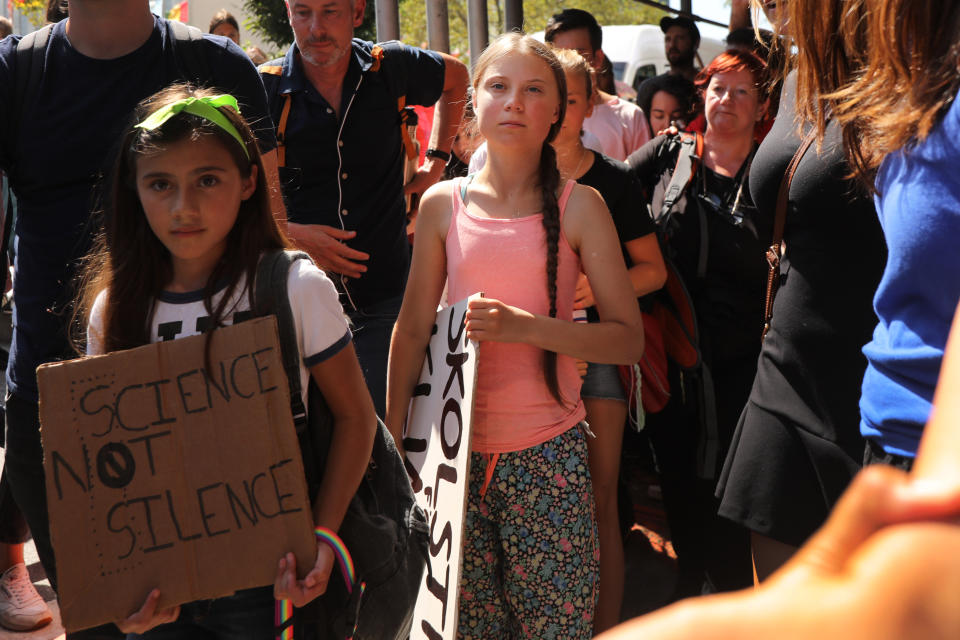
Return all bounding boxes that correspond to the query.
[135,94,250,159]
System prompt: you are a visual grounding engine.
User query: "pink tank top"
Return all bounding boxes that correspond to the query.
[446,177,586,454]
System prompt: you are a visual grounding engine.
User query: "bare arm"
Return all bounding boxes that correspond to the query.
[730,0,752,31]
[385,182,451,447]
[404,53,470,198]
[913,301,960,486]
[274,342,377,607]
[308,343,378,531]
[574,232,666,309]
[466,186,644,364]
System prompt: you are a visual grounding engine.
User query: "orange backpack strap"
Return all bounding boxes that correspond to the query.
[369,45,416,160]
[259,64,291,168]
[276,94,292,168]
[397,97,418,160]
[370,45,384,71]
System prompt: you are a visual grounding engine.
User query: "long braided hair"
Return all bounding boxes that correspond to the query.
[473,34,569,404]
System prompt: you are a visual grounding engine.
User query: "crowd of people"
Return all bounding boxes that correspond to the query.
[0,0,958,638]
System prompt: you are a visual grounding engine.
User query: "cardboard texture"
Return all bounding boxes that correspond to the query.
[38,317,316,632]
[403,295,480,640]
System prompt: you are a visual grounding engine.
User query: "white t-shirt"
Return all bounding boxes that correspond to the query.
[467,131,604,174]
[87,258,352,407]
[582,97,651,162]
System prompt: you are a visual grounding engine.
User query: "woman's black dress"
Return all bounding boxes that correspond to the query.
[715,72,887,547]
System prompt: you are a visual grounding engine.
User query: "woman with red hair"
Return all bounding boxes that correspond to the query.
[627,49,770,596]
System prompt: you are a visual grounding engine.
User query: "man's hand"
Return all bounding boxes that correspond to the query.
[403,157,446,203]
[115,589,180,634]
[273,544,336,608]
[287,223,370,278]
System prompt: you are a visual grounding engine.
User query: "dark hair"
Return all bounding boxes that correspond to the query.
[636,74,695,133]
[209,9,240,35]
[0,16,12,39]
[75,84,287,355]
[472,34,569,406]
[544,8,603,52]
[45,0,67,23]
[660,16,701,47]
[726,27,773,53]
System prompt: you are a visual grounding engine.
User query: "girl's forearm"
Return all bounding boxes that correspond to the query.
[385,324,431,446]
[312,413,376,531]
[628,263,667,297]
[520,312,644,365]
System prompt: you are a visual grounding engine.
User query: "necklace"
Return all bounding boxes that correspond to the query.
[560,147,589,182]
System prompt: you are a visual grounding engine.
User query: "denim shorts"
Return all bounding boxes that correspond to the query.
[580,362,626,401]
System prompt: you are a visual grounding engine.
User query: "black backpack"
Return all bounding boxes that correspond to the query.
[14,20,211,125]
[252,249,428,640]
[644,132,722,480]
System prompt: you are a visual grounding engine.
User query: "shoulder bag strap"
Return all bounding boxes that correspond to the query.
[762,128,818,340]
[657,132,703,222]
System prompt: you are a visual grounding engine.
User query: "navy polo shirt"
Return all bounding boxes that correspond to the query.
[0,16,276,402]
[265,40,445,311]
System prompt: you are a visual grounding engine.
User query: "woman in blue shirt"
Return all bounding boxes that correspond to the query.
[790,0,960,466]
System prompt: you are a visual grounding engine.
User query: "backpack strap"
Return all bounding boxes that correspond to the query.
[166,19,211,85]
[15,24,53,117]
[369,44,417,161]
[10,25,53,266]
[253,249,310,431]
[259,64,291,168]
[657,131,703,223]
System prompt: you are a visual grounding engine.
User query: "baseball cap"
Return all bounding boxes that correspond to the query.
[660,16,701,44]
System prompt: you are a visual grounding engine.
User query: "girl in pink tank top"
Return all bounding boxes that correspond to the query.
[386,34,643,640]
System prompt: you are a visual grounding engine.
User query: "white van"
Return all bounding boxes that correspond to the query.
[601,24,727,94]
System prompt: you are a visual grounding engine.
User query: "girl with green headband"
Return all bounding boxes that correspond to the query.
[74,84,377,637]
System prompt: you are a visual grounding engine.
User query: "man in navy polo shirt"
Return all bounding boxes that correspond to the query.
[262,0,468,417]
[0,1,278,634]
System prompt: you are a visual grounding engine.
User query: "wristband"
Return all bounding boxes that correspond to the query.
[425,148,451,162]
[314,526,357,591]
[275,527,366,640]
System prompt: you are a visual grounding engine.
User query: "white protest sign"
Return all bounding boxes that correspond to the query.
[404,294,481,640]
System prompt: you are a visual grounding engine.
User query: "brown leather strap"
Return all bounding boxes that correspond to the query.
[762,127,818,340]
[276,93,292,168]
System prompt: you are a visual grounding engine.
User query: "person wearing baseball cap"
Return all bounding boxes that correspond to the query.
[660,15,701,81]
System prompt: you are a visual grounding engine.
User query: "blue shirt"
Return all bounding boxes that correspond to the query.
[262,40,445,312]
[860,92,960,457]
[0,17,276,402]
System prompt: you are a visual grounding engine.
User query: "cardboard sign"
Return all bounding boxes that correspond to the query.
[404,295,480,640]
[38,317,316,632]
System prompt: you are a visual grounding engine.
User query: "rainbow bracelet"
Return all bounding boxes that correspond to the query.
[275,527,366,640]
